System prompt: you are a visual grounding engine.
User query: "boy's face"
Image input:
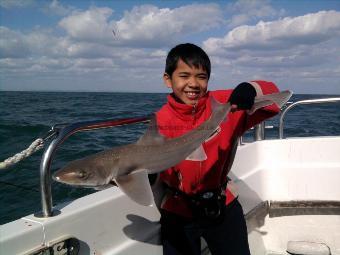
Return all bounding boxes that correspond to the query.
[163,59,208,106]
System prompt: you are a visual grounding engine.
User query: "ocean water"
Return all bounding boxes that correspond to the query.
[0,91,339,225]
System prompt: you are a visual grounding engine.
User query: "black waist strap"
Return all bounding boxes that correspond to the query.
[166,183,228,221]
[166,182,228,202]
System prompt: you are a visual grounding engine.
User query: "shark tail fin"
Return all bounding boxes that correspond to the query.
[115,169,154,206]
[248,90,293,115]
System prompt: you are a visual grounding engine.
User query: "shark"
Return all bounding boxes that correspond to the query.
[53,90,292,206]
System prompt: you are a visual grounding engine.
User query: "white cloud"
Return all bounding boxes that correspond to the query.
[0,22,166,90]
[42,0,74,16]
[150,49,167,58]
[0,26,70,58]
[226,0,284,27]
[0,27,30,58]
[58,4,223,47]
[1,3,339,94]
[114,4,223,46]
[203,10,340,94]
[204,10,340,53]
[59,7,114,43]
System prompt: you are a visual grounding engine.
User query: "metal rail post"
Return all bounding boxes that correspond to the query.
[38,116,149,217]
[254,122,265,141]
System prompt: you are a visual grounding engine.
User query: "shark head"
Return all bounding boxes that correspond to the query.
[53,157,112,187]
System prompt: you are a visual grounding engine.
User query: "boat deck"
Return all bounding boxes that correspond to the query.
[1,137,340,255]
[246,200,340,255]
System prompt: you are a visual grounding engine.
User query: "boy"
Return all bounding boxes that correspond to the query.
[156,43,280,255]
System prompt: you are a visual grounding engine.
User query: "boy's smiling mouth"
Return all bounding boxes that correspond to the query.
[185,91,200,100]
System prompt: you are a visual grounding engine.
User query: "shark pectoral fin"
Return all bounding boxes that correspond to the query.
[137,115,166,146]
[186,144,207,161]
[249,90,293,115]
[115,169,154,206]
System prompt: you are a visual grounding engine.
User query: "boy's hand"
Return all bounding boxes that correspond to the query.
[229,82,256,111]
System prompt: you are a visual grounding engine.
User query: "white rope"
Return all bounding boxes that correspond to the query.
[0,138,44,169]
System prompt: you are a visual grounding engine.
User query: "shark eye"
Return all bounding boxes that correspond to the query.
[78,170,87,179]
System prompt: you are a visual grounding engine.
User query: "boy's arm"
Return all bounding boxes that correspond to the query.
[229,80,281,134]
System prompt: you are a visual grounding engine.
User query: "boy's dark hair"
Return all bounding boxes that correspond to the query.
[165,43,211,79]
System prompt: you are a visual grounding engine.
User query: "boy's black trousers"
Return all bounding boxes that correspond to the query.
[160,199,251,255]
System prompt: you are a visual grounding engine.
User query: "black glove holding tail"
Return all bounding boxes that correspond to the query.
[229,82,257,110]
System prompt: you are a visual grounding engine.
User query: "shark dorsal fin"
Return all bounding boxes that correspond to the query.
[210,95,224,111]
[137,115,166,146]
[210,95,229,123]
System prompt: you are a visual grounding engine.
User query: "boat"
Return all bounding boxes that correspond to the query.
[1,97,340,255]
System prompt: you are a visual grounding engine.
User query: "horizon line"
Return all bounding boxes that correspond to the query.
[1,90,339,96]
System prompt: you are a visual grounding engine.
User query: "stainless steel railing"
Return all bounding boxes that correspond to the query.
[39,96,340,216]
[39,116,150,217]
[279,97,340,139]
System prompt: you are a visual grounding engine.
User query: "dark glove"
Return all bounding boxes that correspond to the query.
[229,82,256,110]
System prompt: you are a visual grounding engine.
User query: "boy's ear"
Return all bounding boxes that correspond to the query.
[163,73,172,89]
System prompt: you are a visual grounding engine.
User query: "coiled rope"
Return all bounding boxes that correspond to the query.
[0,126,59,170]
[0,138,45,169]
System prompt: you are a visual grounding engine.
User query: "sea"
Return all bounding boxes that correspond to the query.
[0,91,339,225]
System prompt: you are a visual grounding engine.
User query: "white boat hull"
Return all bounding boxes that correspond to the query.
[1,136,340,254]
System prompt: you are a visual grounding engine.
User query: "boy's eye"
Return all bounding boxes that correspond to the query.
[197,75,207,80]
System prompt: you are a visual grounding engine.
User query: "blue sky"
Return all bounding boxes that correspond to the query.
[0,0,339,94]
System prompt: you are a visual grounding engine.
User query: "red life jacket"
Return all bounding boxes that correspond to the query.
[156,80,280,217]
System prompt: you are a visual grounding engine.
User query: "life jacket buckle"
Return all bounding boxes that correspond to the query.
[202,191,214,199]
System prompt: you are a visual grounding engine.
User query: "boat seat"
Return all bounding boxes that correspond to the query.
[287,241,331,255]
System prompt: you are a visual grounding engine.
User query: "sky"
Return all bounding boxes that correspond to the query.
[0,0,340,94]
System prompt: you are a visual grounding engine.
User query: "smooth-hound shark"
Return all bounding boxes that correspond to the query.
[53,90,292,206]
